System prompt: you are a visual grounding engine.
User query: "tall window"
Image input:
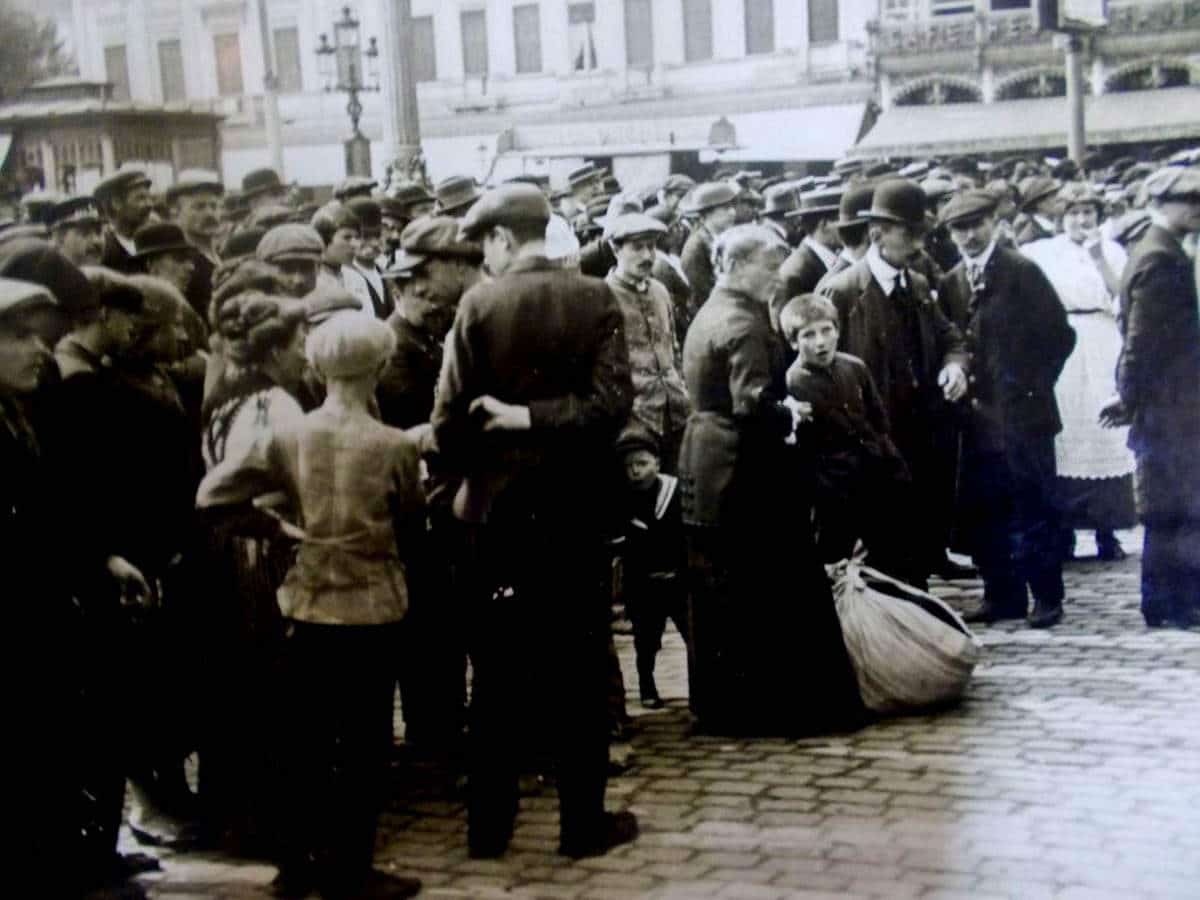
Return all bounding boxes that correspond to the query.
[744,0,774,55]
[568,2,598,71]
[157,39,185,102]
[411,15,437,82]
[214,33,244,96]
[460,9,488,77]
[682,0,713,62]
[273,27,303,92]
[624,0,653,68]
[513,4,542,74]
[105,44,130,100]
[808,0,838,43]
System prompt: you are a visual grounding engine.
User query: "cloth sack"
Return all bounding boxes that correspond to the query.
[830,556,982,714]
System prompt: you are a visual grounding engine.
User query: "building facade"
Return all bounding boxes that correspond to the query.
[47,0,875,193]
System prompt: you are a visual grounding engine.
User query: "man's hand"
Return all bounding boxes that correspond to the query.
[106,555,156,611]
[938,363,968,402]
[469,395,532,432]
[1099,394,1131,429]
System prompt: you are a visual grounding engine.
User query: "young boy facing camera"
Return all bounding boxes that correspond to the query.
[781,294,926,589]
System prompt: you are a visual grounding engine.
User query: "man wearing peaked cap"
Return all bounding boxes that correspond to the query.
[604,212,689,473]
[1014,175,1061,245]
[95,168,154,275]
[779,185,845,309]
[936,188,1075,627]
[48,196,104,267]
[1110,164,1200,628]
[818,177,970,585]
[434,175,484,219]
[21,192,64,227]
[166,168,225,320]
[257,223,325,297]
[0,238,98,320]
[921,176,961,273]
[577,194,643,278]
[678,182,738,330]
[431,176,637,862]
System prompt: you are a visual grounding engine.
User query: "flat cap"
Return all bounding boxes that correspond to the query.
[0,238,96,315]
[0,276,58,321]
[938,189,998,227]
[386,181,435,210]
[385,215,483,277]
[921,176,957,202]
[614,422,659,457]
[1018,175,1060,211]
[134,222,193,259]
[604,212,667,243]
[257,224,324,263]
[679,181,738,216]
[567,163,607,188]
[165,168,224,203]
[458,184,550,241]
[1143,165,1200,201]
[333,176,378,201]
[1056,181,1104,212]
[345,197,383,232]
[311,201,361,233]
[82,266,145,314]
[506,173,550,190]
[47,195,101,230]
[304,284,362,325]
[788,186,843,219]
[434,175,484,216]
[245,203,296,231]
[94,168,151,204]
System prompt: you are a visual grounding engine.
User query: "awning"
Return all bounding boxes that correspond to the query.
[708,103,869,163]
[853,87,1200,157]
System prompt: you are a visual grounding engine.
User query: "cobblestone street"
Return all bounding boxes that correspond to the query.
[129,532,1200,899]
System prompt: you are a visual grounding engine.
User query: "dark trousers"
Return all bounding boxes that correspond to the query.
[279,622,399,893]
[625,574,689,678]
[1134,432,1200,624]
[962,429,1064,610]
[1142,524,1200,623]
[461,519,612,850]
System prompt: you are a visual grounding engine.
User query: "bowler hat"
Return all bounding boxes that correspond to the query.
[165,169,224,204]
[679,182,738,216]
[385,216,483,277]
[863,178,927,228]
[257,224,324,264]
[333,176,378,201]
[345,197,383,233]
[94,168,152,206]
[47,196,101,230]
[458,184,551,241]
[1018,175,1061,211]
[434,175,484,216]
[938,190,998,228]
[241,168,289,199]
[604,212,667,244]
[788,186,843,219]
[134,223,194,259]
[835,183,876,228]
[761,182,801,218]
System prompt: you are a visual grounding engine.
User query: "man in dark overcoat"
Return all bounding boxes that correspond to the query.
[778,185,844,300]
[938,191,1075,627]
[430,184,637,860]
[679,182,738,324]
[819,178,969,580]
[1109,167,1200,629]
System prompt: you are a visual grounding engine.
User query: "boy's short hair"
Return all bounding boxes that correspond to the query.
[780,293,839,344]
[305,312,397,379]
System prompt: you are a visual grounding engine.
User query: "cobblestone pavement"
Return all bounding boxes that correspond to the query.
[129,530,1200,899]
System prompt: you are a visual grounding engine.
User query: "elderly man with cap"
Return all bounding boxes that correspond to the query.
[605,213,691,472]
[256,223,325,298]
[937,190,1075,627]
[1105,166,1200,629]
[165,169,224,322]
[95,168,154,274]
[135,222,198,300]
[344,196,394,319]
[679,181,738,326]
[819,178,970,583]
[1014,175,1061,245]
[48,195,105,268]
[431,182,636,860]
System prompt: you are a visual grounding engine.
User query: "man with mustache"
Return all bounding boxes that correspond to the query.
[48,196,105,268]
[167,169,224,323]
[96,169,154,275]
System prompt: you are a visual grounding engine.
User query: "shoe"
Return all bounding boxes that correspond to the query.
[962,602,1025,624]
[1096,533,1127,561]
[934,554,978,579]
[324,869,422,899]
[1028,598,1064,628]
[639,672,664,709]
[559,811,639,859]
[641,694,665,710]
[269,865,316,898]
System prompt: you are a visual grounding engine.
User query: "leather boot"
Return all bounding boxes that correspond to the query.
[1028,596,1064,628]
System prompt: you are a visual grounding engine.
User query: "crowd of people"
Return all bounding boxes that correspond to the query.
[3,143,1199,899]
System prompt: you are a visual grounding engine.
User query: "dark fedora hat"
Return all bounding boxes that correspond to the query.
[134,222,194,259]
[241,167,289,199]
[434,175,484,216]
[863,178,927,228]
[761,182,801,218]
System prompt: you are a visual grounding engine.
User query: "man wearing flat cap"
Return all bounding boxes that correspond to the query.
[758,182,802,248]
[819,178,970,583]
[333,176,377,203]
[605,213,690,472]
[1014,175,1061,246]
[257,223,325,298]
[48,196,104,268]
[679,182,738,329]
[1108,166,1200,629]
[166,169,225,320]
[938,190,1075,628]
[95,168,154,274]
[431,182,637,861]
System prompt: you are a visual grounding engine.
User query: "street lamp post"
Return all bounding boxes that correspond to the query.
[316,6,381,177]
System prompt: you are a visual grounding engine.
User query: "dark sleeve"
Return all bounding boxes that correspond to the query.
[377,335,436,429]
[856,359,893,439]
[727,325,792,437]
[389,437,428,563]
[430,298,479,469]
[1117,252,1179,413]
[1024,261,1075,385]
[579,240,615,278]
[681,238,714,308]
[929,291,969,373]
[527,286,635,432]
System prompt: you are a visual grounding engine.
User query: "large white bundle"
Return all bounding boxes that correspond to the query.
[830,558,982,714]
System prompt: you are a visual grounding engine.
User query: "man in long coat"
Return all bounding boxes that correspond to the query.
[679,182,738,324]
[1110,166,1200,629]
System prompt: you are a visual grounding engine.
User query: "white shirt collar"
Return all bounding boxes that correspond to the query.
[838,247,858,265]
[959,238,997,273]
[763,218,788,243]
[112,229,138,257]
[1034,214,1057,234]
[803,236,840,271]
[866,243,905,296]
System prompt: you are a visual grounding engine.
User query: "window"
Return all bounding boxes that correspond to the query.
[624,0,653,68]
[214,33,244,96]
[460,9,488,77]
[930,0,975,14]
[744,0,774,55]
[513,4,542,74]
[880,0,917,21]
[105,44,130,100]
[808,0,838,42]
[158,39,185,102]
[568,2,598,71]
[273,27,303,92]
[682,0,713,62]
[411,16,437,82]
[990,0,1030,8]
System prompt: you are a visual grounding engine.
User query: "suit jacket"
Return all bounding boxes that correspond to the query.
[101,228,146,275]
[1117,223,1200,448]
[680,225,717,316]
[431,255,633,525]
[652,252,692,343]
[184,249,216,325]
[818,258,968,438]
[377,314,443,429]
[1014,214,1054,247]
[779,243,831,302]
[938,246,1074,444]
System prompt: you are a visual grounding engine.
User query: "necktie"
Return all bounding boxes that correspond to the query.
[966,260,985,295]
